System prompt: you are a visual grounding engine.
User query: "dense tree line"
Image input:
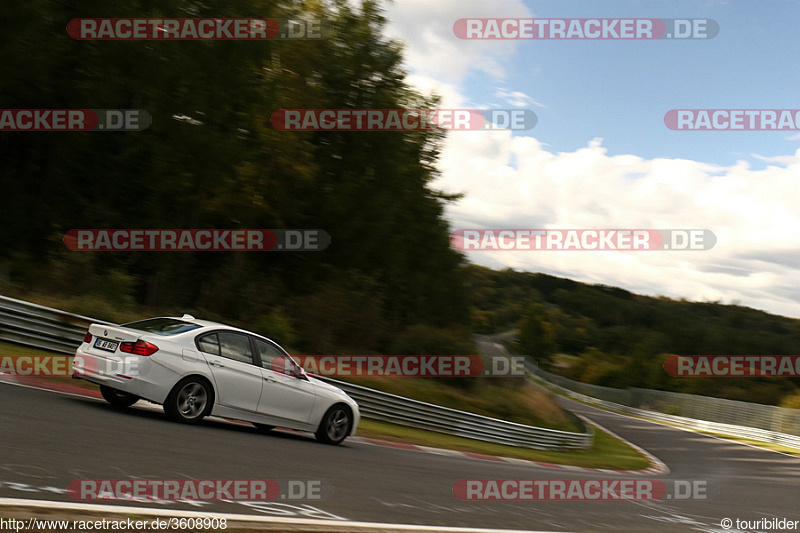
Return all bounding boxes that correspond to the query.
[466,265,800,406]
[0,0,470,354]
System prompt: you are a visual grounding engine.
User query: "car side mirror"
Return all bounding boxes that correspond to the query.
[288,359,308,380]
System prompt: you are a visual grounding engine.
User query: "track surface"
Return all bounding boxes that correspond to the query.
[2,380,800,531]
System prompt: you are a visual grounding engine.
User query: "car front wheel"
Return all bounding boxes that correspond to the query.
[315,405,352,445]
[100,385,139,407]
[164,378,213,424]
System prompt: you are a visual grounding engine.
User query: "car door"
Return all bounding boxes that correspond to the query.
[253,337,316,423]
[196,331,263,413]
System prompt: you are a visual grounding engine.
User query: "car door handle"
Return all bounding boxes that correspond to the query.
[263,374,276,382]
[209,360,225,368]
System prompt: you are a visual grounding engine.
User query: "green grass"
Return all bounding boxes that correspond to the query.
[340,374,582,432]
[357,418,651,470]
[0,341,60,357]
[0,341,98,390]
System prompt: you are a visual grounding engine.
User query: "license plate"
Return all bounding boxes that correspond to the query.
[94,338,119,352]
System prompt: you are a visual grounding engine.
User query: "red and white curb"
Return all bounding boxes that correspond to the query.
[1,374,668,476]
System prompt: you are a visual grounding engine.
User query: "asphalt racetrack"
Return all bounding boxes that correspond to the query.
[2,379,799,531]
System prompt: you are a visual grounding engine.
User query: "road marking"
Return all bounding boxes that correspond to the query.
[0,498,557,532]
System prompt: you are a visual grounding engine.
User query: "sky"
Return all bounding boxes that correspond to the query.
[381,0,800,319]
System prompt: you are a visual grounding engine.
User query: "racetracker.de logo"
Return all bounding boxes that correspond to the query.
[270,109,537,131]
[0,109,151,131]
[287,355,526,377]
[454,479,707,501]
[450,229,716,251]
[63,229,330,251]
[0,355,76,377]
[665,109,800,130]
[67,18,331,40]
[68,479,329,501]
[0,354,140,378]
[664,355,800,377]
[453,18,719,40]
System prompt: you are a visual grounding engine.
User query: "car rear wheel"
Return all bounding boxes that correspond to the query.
[315,405,352,445]
[164,377,213,424]
[100,385,139,408]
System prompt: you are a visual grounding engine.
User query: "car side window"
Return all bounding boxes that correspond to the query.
[217,331,253,364]
[254,338,288,373]
[196,333,220,356]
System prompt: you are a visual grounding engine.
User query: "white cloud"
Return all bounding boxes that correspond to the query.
[382,0,531,82]
[434,132,800,317]
[403,74,466,108]
[382,0,800,319]
[494,87,546,108]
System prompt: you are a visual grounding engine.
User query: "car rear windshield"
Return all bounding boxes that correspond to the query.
[122,318,202,336]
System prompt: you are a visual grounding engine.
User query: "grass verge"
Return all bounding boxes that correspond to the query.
[340,374,582,432]
[0,341,98,390]
[356,418,651,470]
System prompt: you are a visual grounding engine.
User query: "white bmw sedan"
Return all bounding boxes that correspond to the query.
[73,316,359,445]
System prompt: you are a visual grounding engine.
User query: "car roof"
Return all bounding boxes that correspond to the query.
[176,317,229,328]
[143,315,223,326]
[159,317,282,344]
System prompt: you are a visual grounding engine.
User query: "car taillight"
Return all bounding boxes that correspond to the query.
[120,339,159,356]
[83,331,93,344]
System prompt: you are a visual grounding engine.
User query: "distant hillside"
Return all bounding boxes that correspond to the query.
[464,264,800,406]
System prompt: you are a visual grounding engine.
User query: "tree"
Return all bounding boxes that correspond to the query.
[516,304,556,365]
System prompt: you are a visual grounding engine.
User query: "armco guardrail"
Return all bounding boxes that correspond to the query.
[0,295,593,451]
[529,364,800,449]
[0,295,114,353]
[316,376,592,450]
